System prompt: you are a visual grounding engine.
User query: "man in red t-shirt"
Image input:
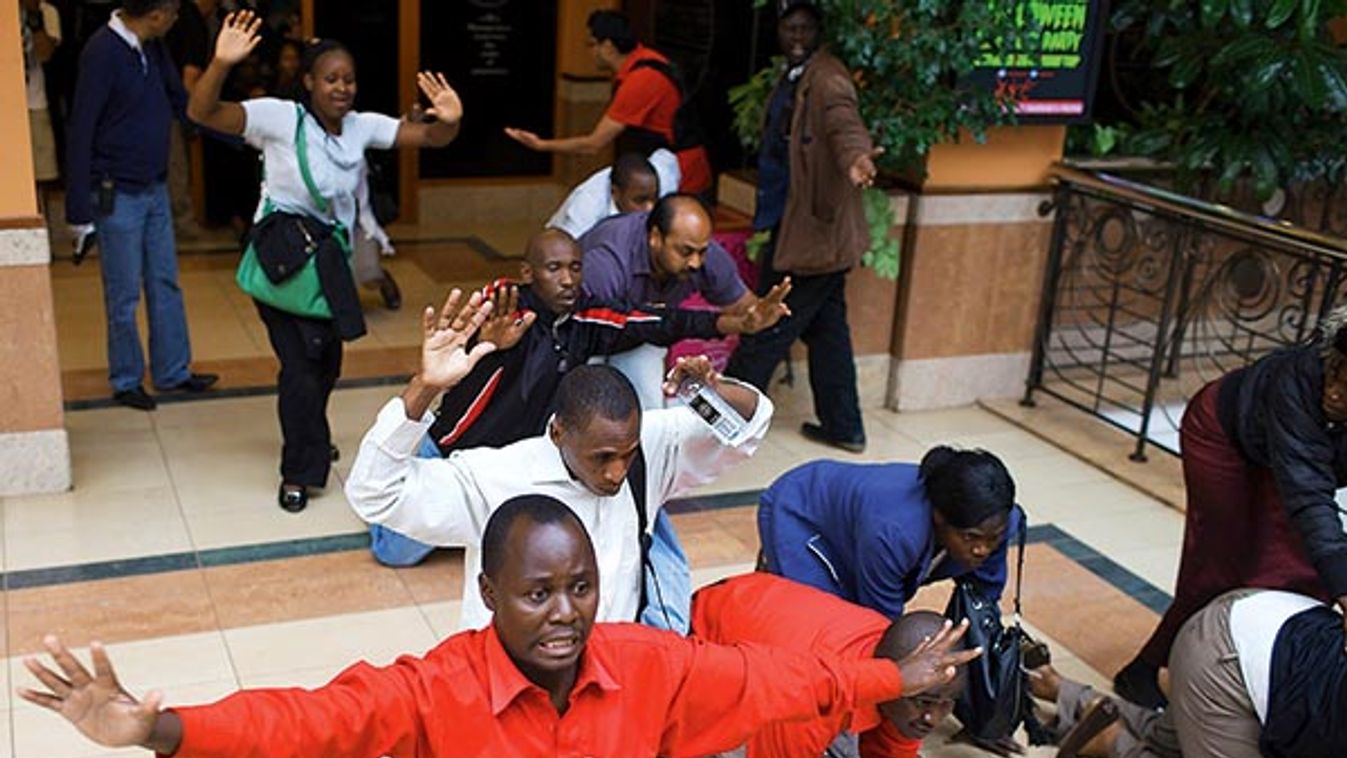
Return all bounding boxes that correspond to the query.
[692,573,966,757]
[505,10,713,195]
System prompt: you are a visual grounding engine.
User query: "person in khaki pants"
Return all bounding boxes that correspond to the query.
[1030,589,1344,757]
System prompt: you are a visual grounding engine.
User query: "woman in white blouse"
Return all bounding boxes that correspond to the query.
[187,11,463,512]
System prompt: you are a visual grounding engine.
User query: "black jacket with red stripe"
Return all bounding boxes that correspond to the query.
[427,282,723,455]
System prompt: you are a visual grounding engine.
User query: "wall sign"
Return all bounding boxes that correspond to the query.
[968,0,1107,123]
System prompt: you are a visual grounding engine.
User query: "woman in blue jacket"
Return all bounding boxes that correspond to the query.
[758,447,1020,618]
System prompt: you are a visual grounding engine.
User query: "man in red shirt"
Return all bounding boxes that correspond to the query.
[21,493,979,757]
[692,573,965,757]
[505,10,713,195]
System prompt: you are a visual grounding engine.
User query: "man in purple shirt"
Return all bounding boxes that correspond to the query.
[578,193,766,633]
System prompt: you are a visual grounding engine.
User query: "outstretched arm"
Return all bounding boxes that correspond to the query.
[504,116,625,155]
[715,279,792,335]
[20,635,183,755]
[186,10,261,135]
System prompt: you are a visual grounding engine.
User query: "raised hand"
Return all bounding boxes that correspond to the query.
[214,10,263,66]
[662,354,718,397]
[503,127,545,151]
[416,71,463,125]
[18,635,170,750]
[418,288,497,390]
[894,619,982,697]
[739,278,793,334]
[476,285,537,353]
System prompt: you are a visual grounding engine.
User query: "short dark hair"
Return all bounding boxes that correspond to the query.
[779,0,823,24]
[919,446,1015,529]
[555,365,641,431]
[612,152,658,192]
[874,610,949,662]
[122,0,179,18]
[481,495,591,579]
[524,228,580,267]
[587,10,637,54]
[646,193,709,236]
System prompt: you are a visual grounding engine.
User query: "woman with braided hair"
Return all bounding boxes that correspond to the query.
[1115,305,1347,709]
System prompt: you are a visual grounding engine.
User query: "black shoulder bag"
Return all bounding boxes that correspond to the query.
[943,506,1049,744]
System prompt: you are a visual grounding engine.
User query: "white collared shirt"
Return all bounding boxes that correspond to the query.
[546,148,681,238]
[1229,590,1324,723]
[345,380,773,631]
[107,10,145,72]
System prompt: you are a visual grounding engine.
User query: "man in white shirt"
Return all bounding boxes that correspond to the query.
[546,149,679,239]
[345,288,772,631]
[22,0,61,188]
[1033,588,1336,758]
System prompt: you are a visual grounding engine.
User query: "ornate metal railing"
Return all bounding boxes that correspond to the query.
[1023,165,1347,461]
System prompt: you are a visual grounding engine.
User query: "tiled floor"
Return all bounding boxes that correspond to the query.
[11,217,1191,756]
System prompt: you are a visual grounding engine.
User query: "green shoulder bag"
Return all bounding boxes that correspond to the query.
[235,104,350,319]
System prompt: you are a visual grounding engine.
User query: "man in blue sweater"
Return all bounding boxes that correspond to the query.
[66,0,216,410]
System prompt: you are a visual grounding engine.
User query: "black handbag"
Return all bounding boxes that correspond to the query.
[943,506,1047,744]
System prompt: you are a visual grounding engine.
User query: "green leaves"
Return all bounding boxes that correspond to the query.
[861,188,901,280]
[1089,0,1347,201]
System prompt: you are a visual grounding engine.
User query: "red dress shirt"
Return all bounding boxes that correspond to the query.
[607,44,712,194]
[164,621,902,757]
[691,573,922,758]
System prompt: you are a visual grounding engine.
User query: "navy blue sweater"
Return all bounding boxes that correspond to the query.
[65,25,187,224]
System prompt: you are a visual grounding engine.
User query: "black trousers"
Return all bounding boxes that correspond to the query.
[255,301,342,487]
[725,231,865,442]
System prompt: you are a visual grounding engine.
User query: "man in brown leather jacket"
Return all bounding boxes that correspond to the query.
[726,0,879,454]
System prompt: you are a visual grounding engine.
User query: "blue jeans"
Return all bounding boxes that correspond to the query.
[368,434,440,567]
[95,183,192,392]
[641,509,692,634]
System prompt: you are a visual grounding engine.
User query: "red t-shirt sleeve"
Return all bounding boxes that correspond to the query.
[605,69,678,138]
[859,718,923,758]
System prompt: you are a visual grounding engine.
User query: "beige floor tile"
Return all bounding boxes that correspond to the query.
[418,600,463,639]
[150,394,277,431]
[183,494,364,551]
[1107,543,1183,594]
[63,406,153,435]
[67,438,172,495]
[1020,478,1170,525]
[1054,507,1186,556]
[3,484,181,537]
[225,606,437,685]
[879,406,1021,444]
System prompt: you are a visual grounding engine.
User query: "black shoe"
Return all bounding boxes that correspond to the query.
[1113,658,1167,710]
[278,484,308,513]
[378,270,402,311]
[800,422,866,454]
[330,445,340,462]
[158,373,219,393]
[113,386,157,411]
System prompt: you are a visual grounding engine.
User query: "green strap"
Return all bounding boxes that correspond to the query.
[292,104,330,215]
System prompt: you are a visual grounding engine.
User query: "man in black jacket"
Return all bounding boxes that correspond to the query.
[367,229,788,567]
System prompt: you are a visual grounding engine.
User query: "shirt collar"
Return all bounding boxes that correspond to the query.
[614,43,651,80]
[108,11,144,52]
[483,624,622,717]
[530,427,581,485]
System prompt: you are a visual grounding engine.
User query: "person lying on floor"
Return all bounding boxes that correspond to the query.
[758,447,1022,619]
[1029,588,1347,758]
[691,572,964,757]
[19,494,981,757]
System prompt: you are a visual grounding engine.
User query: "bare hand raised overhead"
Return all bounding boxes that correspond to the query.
[476,285,537,352]
[214,11,263,66]
[418,288,497,391]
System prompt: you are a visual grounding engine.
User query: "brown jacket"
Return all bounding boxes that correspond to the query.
[772,50,874,276]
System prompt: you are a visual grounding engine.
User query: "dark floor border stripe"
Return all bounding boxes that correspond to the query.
[4,491,1174,615]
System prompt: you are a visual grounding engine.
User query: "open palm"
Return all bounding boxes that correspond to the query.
[19,636,162,748]
[420,289,498,389]
[214,11,262,66]
[417,71,463,125]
